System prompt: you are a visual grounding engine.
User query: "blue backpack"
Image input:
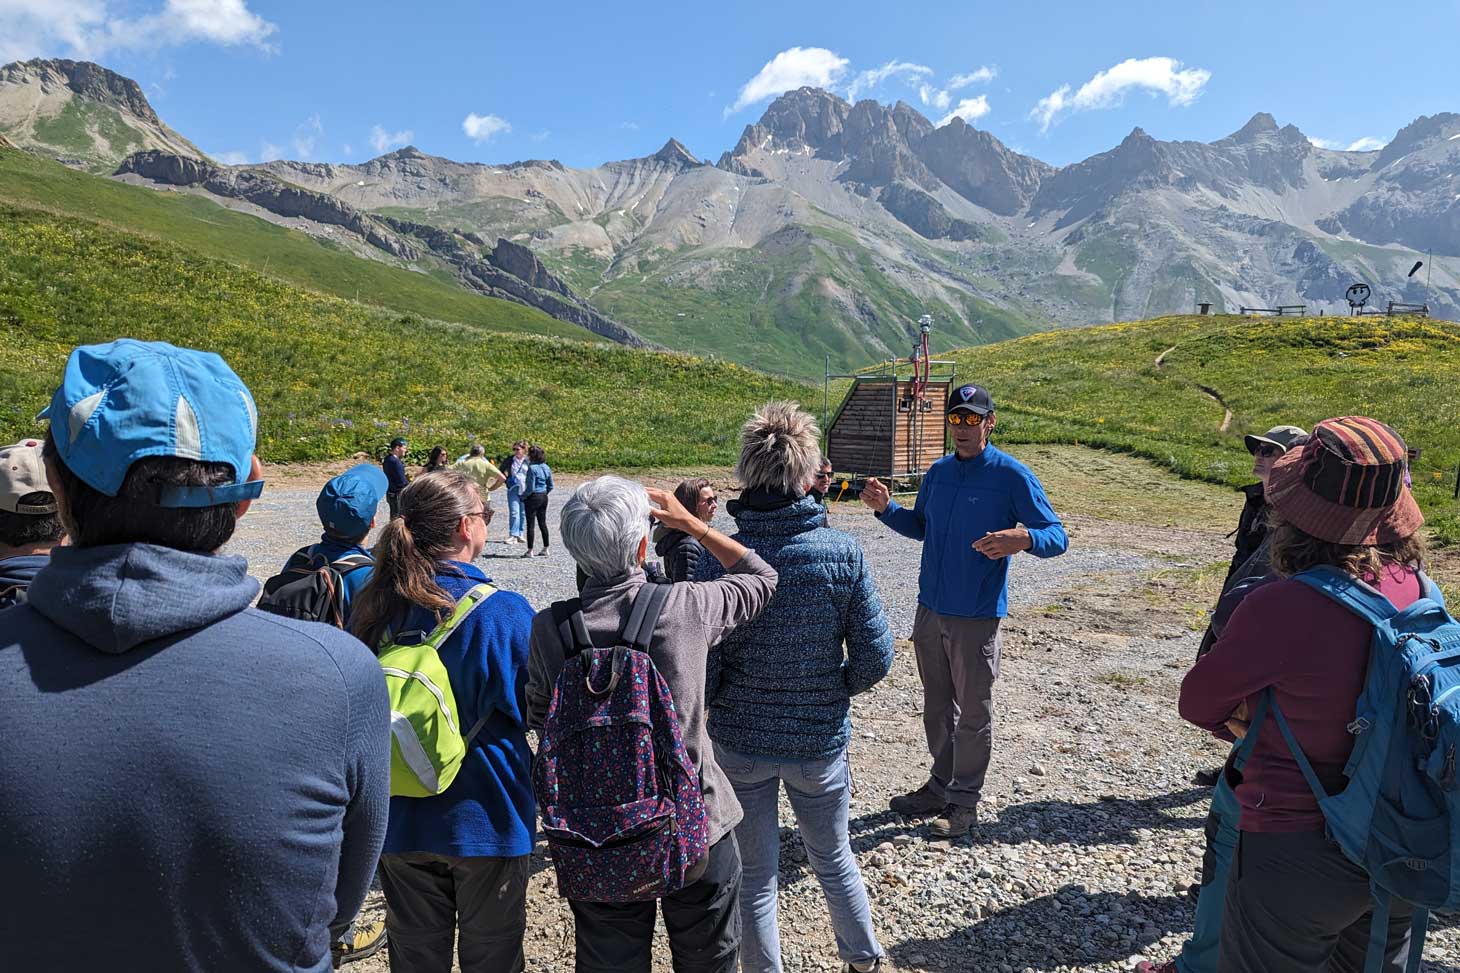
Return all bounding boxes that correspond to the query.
[1242,565,1460,973]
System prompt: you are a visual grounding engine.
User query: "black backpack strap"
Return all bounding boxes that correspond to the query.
[621,580,671,653]
[549,597,592,657]
[330,553,374,575]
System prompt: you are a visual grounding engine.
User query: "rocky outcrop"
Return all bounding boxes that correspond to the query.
[2,58,159,126]
[651,138,700,168]
[913,118,1050,215]
[879,183,990,242]
[459,253,647,346]
[488,239,575,298]
[117,150,420,258]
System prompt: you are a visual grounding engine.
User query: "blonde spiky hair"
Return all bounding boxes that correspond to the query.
[736,401,822,497]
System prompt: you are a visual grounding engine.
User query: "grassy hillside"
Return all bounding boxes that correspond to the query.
[944,314,1460,543]
[0,209,812,468]
[0,147,587,341]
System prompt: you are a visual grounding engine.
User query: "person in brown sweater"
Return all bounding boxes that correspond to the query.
[525,475,777,973]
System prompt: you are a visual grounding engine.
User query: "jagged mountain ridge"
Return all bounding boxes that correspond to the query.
[2,59,1458,378]
[0,59,202,170]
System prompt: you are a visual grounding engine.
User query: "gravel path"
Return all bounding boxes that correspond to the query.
[227,477,1460,973]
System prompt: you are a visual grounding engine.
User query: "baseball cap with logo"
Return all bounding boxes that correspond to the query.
[0,439,57,515]
[947,383,994,416]
[38,339,264,508]
[1265,416,1423,546]
[317,464,388,539]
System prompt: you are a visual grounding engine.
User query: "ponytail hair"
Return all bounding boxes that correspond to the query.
[351,469,481,651]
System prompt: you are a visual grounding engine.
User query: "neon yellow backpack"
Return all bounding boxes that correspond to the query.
[376,583,495,798]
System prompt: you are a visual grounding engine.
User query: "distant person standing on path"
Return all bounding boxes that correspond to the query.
[384,437,409,519]
[653,477,716,582]
[809,455,834,504]
[0,438,64,610]
[520,445,554,558]
[350,470,537,973]
[455,446,506,542]
[0,339,390,971]
[861,383,1067,837]
[505,440,529,544]
[422,446,450,476]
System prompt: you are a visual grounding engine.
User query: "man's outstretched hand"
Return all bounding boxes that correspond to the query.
[972,528,1032,560]
[860,477,891,514]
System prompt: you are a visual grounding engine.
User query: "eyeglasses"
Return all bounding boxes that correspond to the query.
[946,412,987,427]
[702,495,719,506]
[466,508,493,522]
[814,472,833,481]
[1254,445,1281,459]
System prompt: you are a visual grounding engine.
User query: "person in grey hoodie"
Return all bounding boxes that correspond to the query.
[0,340,391,973]
[0,437,64,609]
[526,475,778,973]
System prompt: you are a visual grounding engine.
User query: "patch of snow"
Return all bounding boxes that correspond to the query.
[1027,221,1036,227]
[1449,134,1460,141]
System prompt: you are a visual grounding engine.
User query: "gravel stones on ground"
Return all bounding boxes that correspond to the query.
[230,479,1460,972]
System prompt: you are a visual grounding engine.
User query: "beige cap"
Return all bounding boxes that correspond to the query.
[0,439,57,515]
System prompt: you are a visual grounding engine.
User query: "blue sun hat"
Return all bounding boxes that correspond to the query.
[318,464,388,538]
[38,339,264,507]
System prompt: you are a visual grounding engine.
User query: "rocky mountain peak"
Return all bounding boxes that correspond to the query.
[1,58,160,126]
[1230,112,1279,141]
[651,138,699,167]
[1375,112,1460,168]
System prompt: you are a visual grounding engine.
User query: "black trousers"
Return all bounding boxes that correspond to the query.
[387,491,402,520]
[569,834,742,973]
[523,493,550,550]
[379,852,529,973]
[1220,830,1415,973]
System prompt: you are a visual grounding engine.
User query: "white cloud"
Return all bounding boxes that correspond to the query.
[292,113,322,159]
[1309,135,1389,152]
[342,143,353,157]
[725,46,849,117]
[846,59,932,101]
[528,130,550,143]
[938,95,991,127]
[948,66,997,88]
[211,149,248,165]
[259,141,281,161]
[0,0,278,60]
[369,124,413,154]
[1030,56,1211,133]
[620,121,640,130]
[919,65,995,115]
[918,84,951,111]
[462,112,510,143]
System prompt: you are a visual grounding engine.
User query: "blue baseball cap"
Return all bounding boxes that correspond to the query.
[317,464,387,538]
[38,339,264,508]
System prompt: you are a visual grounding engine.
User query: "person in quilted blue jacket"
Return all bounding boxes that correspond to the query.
[699,401,894,973]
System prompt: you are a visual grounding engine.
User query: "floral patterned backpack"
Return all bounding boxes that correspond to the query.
[534,581,711,902]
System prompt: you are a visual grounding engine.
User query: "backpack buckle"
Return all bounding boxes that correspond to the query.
[1347,717,1372,735]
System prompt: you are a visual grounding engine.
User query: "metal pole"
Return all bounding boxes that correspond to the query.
[823,355,830,452]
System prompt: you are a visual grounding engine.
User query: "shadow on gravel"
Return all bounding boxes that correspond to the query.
[888,886,1188,971]
[840,787,1210,856]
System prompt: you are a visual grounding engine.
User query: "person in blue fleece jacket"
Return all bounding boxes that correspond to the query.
[862,382,1067,837]
[0,340,390,973]
[350,468,536,973]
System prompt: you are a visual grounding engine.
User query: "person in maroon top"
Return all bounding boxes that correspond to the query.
[1180,415,1429,973]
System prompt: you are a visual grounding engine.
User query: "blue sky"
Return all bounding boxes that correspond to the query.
[7,0,1459,169]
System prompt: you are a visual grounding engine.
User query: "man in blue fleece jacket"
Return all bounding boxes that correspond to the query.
[0,340,391,972]
[862,382,1067,837]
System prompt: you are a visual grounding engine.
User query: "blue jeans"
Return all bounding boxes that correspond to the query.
[507,489,524,538]
[713,743,881,973]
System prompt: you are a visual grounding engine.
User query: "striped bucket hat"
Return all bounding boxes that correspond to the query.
[1265,416,1423,546]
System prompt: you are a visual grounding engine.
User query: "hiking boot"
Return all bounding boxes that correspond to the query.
[888,783,945,816]
[332,917,386,966]
[1193,766,1221,787]
[847,958,882,973]
[928,804,978,838]
[1134,960,1178,973]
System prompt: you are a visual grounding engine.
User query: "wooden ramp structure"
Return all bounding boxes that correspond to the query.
[823,357,957,483]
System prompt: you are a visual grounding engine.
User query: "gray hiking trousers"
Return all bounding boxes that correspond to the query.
[912,606,1001,809]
